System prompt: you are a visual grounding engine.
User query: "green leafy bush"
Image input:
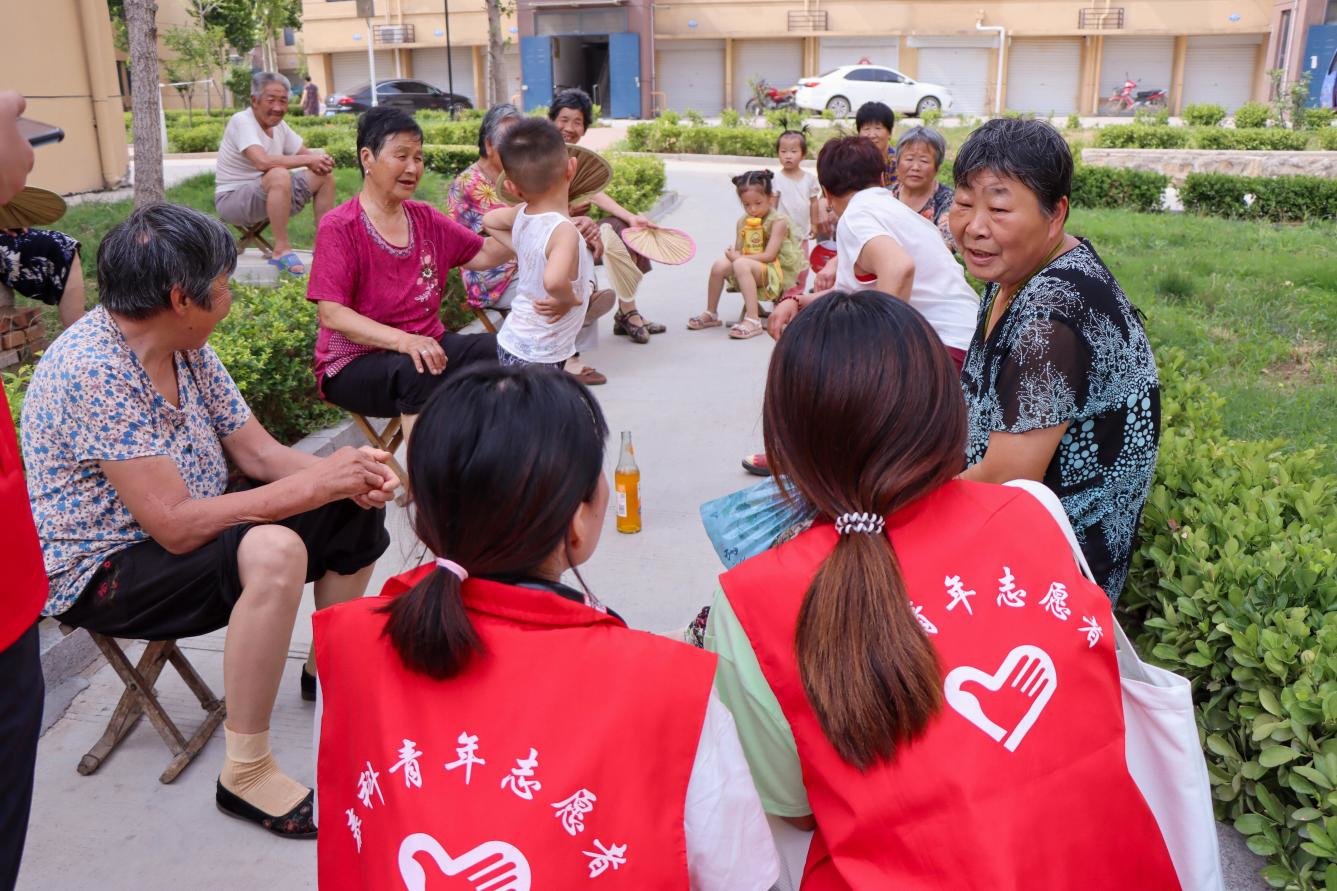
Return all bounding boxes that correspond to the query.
[764,109,805,131]
[298,127,338,148]
[1120,349,1337,891]
[625,121,778,157]
[713,128,779,157]
[1233,101,1272,129]
[1318,128,1337,152]
[1064,113,1082,131]
[170,123,224,153]
[1298,108,1336,131]
[1183,103,1227,127]
[209,280,343,444]
[658,109,680,126]
[923,108,944,127]
[1180,172,1337,221]
[422,144,480,178]
[1133,106,1172,127]
[720,108,742,127]
[1190,127,1308,151]
[1070,165,1168,213]
[1093,125,1191,149]
[325,139,358,168]
[684,109,705,127]
[419,121,482,146]
[599,154,666,216]
[3,361,34,430]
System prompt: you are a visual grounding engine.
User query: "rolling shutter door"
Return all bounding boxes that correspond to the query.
[656,39,726,114]
[1183,36,1262,111]
[410,48,477,103]
[332,50,394,94]
[917,47,990,116]
[819,37,900,73]
[1006,37,1081,114]
[1099,37,1175,102]
[734,39,804,109]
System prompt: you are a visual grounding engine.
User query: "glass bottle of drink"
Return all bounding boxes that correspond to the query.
[615,431,641,534]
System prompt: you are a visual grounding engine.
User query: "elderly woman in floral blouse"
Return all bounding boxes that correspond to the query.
[890,126,956,253]
[445,103,524,313]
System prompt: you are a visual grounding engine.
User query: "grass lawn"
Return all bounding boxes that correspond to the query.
[15,178,1336,467]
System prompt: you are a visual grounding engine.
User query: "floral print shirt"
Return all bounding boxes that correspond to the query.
[960,239,1160,603]
[20,307,251,615]
[446,160,517,309]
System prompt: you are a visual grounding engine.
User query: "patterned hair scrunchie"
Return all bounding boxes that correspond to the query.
[835,512,885,536]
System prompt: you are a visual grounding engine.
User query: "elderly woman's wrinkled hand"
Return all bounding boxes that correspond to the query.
[398,332,448,375]
[571,215,600,249]
[351,446,400,508]
[316,446,399,504]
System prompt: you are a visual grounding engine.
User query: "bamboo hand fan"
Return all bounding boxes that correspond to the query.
[599,224,643,301]
[497,144,612,207]
[620,226,696,266]
[0,187,67,230]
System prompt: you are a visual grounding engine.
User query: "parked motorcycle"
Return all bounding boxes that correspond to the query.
[745,79,798,115]
[1102,77,1167,114]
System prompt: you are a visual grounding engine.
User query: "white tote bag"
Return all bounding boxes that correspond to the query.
[1004,479,1224,891]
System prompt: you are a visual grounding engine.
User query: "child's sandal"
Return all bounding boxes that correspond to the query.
[687,311,723,330]
[729,317,765,339]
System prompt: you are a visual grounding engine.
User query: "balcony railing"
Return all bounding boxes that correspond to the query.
[372,24,415,45]
[787,10,828,31]
[1078,7,1125,29]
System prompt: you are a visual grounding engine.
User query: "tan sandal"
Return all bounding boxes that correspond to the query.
[687,311,723,330]
[729,317,765,339]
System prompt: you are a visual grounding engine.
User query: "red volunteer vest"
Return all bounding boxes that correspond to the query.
[0,392,46,650]
[721,480,1179,891]
[315,568,717,891]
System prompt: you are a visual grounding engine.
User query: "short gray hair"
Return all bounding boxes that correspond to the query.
[895,126,948,170]
[96,203,237,319]
[478,103,523,158]
[251,71,291,98]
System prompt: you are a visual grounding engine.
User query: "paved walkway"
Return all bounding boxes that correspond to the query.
[23,157,1264,889]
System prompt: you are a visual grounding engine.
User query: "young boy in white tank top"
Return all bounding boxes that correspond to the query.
[482,119,593,370]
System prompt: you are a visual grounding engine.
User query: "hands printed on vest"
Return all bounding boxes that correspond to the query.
[346,733,630,883]
[931,566,1108,753]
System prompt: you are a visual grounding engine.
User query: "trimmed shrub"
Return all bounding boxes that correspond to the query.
[170,123,225,153]
[1121,349,1337,891]
[1070,166,1168,213]
[1093,125,1191,149]
[624,121,778,157]
[206,280,343,443]
[1180,172,1337,221]
[325,139,358,168]
[600,154,666,216]
[712,128,780,157]
[419,121,482,146]
[298,127,338,148]
[684,109,705,127]
[1298,108,1336,131]
[1191,128,1308,151]
[1183,103,1227,127]
[422,144,480,178]
[719,108,742,127]
[1318,128,1337,152]
[1232,101,1271,129]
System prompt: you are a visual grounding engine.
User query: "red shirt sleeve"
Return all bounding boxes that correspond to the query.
[427,205,484,271]
[0,390,48,646]
[306,211,358,308]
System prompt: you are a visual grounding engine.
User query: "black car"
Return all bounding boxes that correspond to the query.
[325,79,473,115]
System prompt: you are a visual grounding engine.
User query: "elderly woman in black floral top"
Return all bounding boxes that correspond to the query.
[890,126,955,252]
[949,117,1160,602]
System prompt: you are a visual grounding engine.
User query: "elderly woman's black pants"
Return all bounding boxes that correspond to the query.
[322,331,498,417]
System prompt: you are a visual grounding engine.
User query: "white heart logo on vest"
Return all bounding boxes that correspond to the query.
[399,833,532,891]
[943,645,1057,752]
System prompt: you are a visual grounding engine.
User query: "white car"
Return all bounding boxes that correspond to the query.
[794,65,954,118]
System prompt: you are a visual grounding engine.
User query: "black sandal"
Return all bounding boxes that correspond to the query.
[300,666,316,702]
[613,309,651,344]
[216,781,318,839]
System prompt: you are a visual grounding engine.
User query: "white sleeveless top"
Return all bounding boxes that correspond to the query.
[496,205,594,365]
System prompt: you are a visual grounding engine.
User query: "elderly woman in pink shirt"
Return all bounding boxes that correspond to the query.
[308,106,512,441]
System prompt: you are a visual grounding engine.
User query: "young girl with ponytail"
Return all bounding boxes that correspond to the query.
[706,291,1180,889]
[313,366,778,890]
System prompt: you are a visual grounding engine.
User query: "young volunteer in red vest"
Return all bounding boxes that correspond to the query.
[705,291,1181,889]
[0,89,49,890]
[315,366,779,890]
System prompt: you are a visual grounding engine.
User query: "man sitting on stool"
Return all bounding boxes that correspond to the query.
[215,71,335,277]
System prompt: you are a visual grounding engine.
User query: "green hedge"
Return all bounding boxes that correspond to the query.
[625,121,780,157]
[1094,125,1192,149]
[1121,350,1337,890]
[1191,128,1309,151]
[420,121,482,147]
[1318,128,1337,152]
[170,123,226,153]
[1233,101,1272,129]
[422,144,480,178]
[1070,165,1168,213]
[1180,173,1337,222]
[209,280,343,443]
[599,154,667,217]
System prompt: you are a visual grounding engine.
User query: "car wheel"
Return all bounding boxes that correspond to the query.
[826,96,851,118]
[915,96,941,117]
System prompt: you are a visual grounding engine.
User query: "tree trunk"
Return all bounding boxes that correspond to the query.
[486,0,506,106]
[125,0,165,205]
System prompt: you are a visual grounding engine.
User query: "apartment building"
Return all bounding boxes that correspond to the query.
[300,1,1280,118]
[1266,0,1337,107]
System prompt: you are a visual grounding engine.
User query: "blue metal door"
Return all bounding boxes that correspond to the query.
[608,32,641,119]
[520,36,554,112]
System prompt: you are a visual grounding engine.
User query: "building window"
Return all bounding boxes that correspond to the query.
[284,27,296,46]
[1275,9,1292,70]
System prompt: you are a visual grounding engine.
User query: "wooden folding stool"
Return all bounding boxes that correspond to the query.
[234,220,274,258]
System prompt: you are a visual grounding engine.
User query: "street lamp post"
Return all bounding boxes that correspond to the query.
[443,0,456,119]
